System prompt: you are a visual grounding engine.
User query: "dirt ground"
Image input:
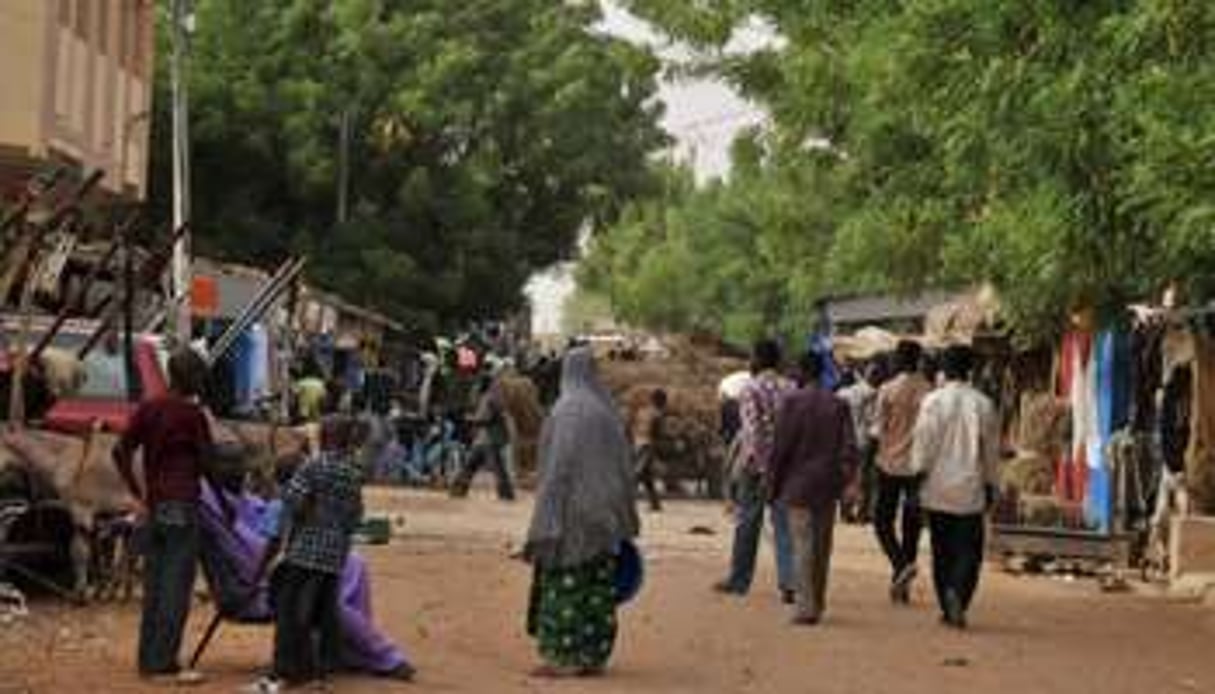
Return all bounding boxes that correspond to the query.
[2,486,1214,694]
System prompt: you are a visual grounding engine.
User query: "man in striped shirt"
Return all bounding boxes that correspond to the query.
[713,339,796,603]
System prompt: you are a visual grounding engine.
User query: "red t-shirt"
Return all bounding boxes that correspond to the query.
[120,396,213,507]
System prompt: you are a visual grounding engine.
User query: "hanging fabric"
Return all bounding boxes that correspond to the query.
[1186,334,1215,513]
[1067,332,1095,506]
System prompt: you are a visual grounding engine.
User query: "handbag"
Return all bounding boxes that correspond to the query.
[614,539,644,605]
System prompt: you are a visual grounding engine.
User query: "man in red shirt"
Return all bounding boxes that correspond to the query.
[114,348,214,678]
[768,352,859,625]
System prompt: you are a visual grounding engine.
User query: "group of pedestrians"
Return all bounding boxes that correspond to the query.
[113,338,997,687]
[115,350,403,691]
[713,338,1001,630]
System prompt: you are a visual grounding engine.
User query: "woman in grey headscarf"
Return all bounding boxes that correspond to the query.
[525,347,639,678]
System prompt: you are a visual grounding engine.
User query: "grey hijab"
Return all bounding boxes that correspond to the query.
[525,348,639,568]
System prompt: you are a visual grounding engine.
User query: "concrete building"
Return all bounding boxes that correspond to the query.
[0,1,155,201]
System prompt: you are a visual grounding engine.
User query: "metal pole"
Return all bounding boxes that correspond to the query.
[170,0,194,345]
[337,109,351,224]
[123,225,140,403]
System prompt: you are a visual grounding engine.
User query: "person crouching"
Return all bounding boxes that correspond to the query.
[269,415,365,687]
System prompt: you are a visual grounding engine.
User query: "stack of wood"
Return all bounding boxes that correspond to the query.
[596,336,746,497]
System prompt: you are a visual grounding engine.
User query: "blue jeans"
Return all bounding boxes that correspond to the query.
[724,471,795,592]
[138,501,198,674]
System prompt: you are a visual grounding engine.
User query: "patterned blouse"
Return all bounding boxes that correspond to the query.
[738,371,795,475]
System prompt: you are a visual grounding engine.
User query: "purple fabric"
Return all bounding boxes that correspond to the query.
[197,486,410,674]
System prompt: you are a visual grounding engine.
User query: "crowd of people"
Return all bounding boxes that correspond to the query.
[713,338,1001,631]
[108,332,998,689]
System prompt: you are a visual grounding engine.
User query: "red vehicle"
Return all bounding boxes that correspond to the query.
[41,337,168,435]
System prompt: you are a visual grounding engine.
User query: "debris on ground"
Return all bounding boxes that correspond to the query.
[0,582,29,623]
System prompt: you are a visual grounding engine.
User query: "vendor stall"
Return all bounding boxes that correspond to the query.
[991,304,1215,573]
[990,327,1138,564]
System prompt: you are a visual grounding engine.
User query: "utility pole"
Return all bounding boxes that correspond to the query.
[122,221,140,403]
[336,108,351,224]
[170,0,194,345]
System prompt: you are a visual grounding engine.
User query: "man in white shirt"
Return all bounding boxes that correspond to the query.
[910,345,1000,629]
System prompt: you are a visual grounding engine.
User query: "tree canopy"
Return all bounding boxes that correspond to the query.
[589,1,1215,342]
[148,0,668,333]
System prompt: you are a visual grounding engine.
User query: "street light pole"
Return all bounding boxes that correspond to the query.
[170,0,194,345]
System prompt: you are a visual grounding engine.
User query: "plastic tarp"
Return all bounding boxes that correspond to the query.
[197,486,410,674]
[832,327,901,362]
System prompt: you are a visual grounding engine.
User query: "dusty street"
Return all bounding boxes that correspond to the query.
[2,486,1213,694]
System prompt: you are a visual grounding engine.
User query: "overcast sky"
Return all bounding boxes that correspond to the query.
[526,2,770,336]
[598,2,771,179]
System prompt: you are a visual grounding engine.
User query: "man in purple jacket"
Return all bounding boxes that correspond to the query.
[768,352,859,626]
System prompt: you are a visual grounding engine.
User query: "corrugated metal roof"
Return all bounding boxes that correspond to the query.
[825,290,962,326]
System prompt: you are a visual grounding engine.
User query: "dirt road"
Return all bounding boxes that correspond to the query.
[2,487,1213,693]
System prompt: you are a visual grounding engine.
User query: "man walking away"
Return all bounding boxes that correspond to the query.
[873,340,933,603]
[714,340,797,603]
[632,388,669,512]
[911,345,1000,629]
[837,366,878,523]
[768,353,859,625]
[451,374,516,500]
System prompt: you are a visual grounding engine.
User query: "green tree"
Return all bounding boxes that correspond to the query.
[581,144,840,344]
[148,0,669,332]
[605,1,1215,340]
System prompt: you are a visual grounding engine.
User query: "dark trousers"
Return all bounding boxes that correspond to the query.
[787,505,836,620]
[138,501,199,674]
[874,472,923,579]
[636,445,663,511]
[928,511,985,616]
[452,443,515,500]
[724,472,794,592]
[273,563,342,684]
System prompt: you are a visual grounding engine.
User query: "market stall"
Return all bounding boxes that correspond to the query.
[990,305,1215,574]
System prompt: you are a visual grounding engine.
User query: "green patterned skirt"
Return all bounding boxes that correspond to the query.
[528,554,619,669]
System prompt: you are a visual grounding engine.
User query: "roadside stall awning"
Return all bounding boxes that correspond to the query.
[833,326,901,361]
[923,285,1001,347]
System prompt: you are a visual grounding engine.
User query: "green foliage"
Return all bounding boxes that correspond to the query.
[148,0,668,332]
[581,153,839,344]
[560,285,615,336]
[601,0,1215,341]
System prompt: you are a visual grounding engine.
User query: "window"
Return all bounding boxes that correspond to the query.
[98,2,110,54]
[132,1,147,76]
[74,0,89,40]
[118,1,132,69]
[79,350,131,400]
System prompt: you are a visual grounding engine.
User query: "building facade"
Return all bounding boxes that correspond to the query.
[0,0,155,201]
